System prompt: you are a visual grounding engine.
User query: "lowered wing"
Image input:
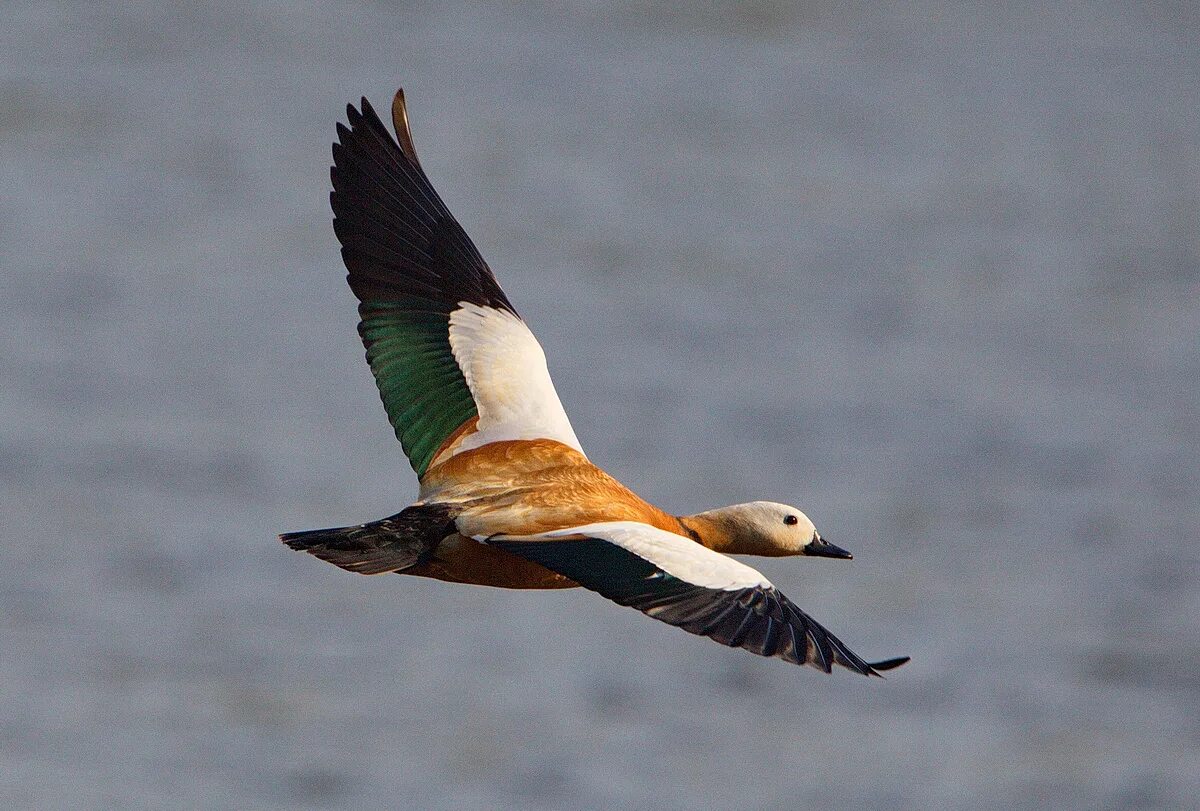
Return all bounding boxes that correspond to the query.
[486,521,909,675]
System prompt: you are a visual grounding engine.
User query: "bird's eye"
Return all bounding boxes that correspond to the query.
[783,515,799,526]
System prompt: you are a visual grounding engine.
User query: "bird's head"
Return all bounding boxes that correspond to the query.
[684,501,853,559]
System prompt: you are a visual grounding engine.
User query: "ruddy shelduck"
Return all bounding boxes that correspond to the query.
[282,89,909,676]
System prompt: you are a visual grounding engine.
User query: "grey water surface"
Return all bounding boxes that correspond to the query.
[3,2,1198,809]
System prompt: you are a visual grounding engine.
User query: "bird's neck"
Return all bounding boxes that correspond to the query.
[677,510,779,556]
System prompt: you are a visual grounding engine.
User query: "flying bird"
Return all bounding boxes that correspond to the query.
[282,89,909,676]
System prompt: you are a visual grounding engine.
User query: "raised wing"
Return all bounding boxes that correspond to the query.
[331,91,583,478]
[487,522,909,675]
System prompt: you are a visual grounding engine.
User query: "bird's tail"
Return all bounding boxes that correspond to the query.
[280,503,457,575]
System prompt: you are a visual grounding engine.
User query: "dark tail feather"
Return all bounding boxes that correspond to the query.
[280,504,456,575]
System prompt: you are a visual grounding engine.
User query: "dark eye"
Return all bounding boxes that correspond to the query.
[784,515,798,526]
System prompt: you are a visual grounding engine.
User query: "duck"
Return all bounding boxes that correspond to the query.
[282,89,909,677]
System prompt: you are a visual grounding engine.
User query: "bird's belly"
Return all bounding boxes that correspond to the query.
[405,533,578,590]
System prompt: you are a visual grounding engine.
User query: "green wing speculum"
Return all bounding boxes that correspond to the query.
[357,305,476,476]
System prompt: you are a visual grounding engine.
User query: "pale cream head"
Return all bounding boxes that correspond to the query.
[684,501,853,559]
[721,501,817,553]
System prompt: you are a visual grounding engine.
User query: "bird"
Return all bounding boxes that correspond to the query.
[281,88,909,677]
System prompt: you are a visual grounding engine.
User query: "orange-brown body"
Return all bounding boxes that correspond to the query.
[406,439,707,589]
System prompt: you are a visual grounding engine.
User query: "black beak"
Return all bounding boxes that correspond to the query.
[802,536,853,559]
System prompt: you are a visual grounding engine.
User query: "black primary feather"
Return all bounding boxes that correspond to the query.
[331,97,515,315]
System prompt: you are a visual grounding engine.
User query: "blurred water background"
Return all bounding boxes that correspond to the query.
[3,2,1198,808]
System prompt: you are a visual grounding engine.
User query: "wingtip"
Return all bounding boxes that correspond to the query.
[390,86,423,170]
[391,86,407,126]
[334,86,422,171]
[868,656,911,676]
[342,97,380,136]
